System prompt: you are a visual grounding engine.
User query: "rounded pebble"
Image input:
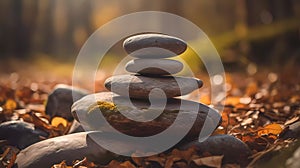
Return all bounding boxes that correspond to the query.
[181,134,251,166]
[45,84,88,121]
[0,121,47,149]
[123,33,187,58]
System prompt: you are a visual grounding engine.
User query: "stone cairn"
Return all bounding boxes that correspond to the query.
[72,33,221,139]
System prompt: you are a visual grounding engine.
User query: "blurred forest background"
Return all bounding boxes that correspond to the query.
[0,0,299,75]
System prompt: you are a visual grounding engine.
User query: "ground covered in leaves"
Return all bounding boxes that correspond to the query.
[0,67,299,168]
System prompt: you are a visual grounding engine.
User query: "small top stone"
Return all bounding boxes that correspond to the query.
[123,33,187,58]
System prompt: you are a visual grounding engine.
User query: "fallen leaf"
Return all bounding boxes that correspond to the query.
[51,160,71,168]
[119,161,136,168]
[4,99,17,111]
[192,155,224,168]
[29,112,53,131]
[145,155,165,167]
[284,116,299,125]
[131,153,143,166]
[107,160,136,168]
[225,97,240,106]
[107,160,121,168]
[73,157,96,168]
[51,117,68,127]
[257,123,283,136]
[199,94,211,105]
[6,151,16,168]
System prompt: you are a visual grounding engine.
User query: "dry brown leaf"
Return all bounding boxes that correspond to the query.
[4,99,17,111]
[192,155,223,168]
[29,112,53,131]
[257,123,283,136]
[51,117,68,127]
[220,111,229,130]
[73,157,96,168]
[119,161,136,168]
[51,160,71,168]
[6,152,16,168]
[165,157,176,168]
[284,116,299,125]
[131,154,142,166]
[107,160,121,168]
[145,155,165,167]
[199,94,211,105]
[225,97,240,106]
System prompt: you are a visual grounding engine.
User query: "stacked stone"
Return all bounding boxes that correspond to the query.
[71,33,221,138]
[104,33,203,99]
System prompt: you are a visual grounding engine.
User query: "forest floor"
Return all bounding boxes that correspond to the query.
[0,60,299,168]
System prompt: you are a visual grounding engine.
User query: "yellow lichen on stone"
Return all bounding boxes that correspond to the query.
[88,101,117,115]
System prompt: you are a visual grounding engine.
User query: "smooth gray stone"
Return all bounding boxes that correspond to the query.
[14,132,117,168]
[280,121,300,139]
[252,140,300,168]
[286,146,300,168]
[123,33,187,58]
[45,84,89,121]
[71,92,221,138]
[125,59,183,75]
[104,74,203,99]
[181,134,251,166]
[0,121,47,149]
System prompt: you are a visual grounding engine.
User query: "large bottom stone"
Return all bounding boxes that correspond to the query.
[14,132,117,168]
[72,92,221,139]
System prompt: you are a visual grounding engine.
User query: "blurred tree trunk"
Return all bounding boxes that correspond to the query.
[8,0,38,57]
[12,0,26,57]
[235,0,250,62]
[270,0,293,19]
[245,0,297,65]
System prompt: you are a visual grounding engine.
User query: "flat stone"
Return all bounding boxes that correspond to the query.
[15,132,117,168]
[180,134,251,166]
[104,75,203,99]
[286,145,300,168]
[123,33,187,58]
[125,59,183,75]
[45,84,89,121]
[0,121,47,149]
[71,92,221,138]
[252,139,300,167]
[279,121,300,139]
